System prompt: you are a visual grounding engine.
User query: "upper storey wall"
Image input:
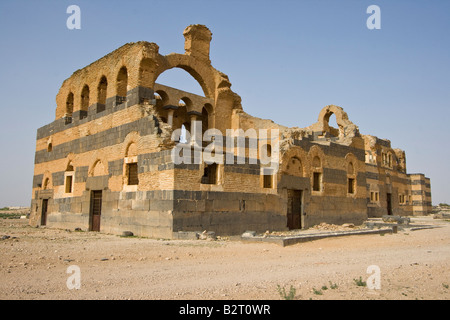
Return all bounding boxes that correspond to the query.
[363,134,407,173]
[55,25,242,133]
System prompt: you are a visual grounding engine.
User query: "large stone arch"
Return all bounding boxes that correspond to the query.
[153,56,215,100]
[312,105,360,143]
[152,58,233,132]
[317,105,350,135]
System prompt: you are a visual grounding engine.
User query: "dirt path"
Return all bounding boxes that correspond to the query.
[1,216,449,300]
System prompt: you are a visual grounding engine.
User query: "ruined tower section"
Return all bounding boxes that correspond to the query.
[363,135,432,217]
[408,174,432,216]
[183,24,213,63]
[276,105,369,228]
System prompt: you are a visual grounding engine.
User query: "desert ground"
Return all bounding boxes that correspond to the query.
[0,210,449,300]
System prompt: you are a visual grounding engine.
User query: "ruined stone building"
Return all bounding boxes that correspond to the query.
[30,25,432,238]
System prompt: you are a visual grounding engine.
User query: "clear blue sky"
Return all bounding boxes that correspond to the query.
[0,0,449,206]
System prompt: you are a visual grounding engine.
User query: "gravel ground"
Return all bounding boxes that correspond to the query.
[1,215,449,300]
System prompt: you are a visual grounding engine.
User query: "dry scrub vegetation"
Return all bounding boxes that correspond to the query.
[1,210,449,300]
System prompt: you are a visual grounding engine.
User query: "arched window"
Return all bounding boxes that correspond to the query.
[116,67,128,104]
[179,97,192,109]
[97,76,107,112]
[80,85,90,119]
[65,92,74,124]
[154,92,162,105]
[125,142,137,158]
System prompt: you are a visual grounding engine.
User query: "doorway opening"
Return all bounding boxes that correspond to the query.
[386,193,393,215]
[287,189,303,230]
[41,199,48,226]
[90,190,102,231]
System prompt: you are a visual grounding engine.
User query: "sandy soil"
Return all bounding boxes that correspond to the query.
[1,214,449,300]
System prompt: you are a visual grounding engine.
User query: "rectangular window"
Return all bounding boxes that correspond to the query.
[370,191,380,202]
[348,178,355,194]
[313,172,321,191]
[65,175,73,193]
[127,163,139,185]
[263,174,273,189]
[201,164,218,185]
[366,152,374,164]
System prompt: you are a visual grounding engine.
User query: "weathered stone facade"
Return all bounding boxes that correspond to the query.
[30,25,432,239]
